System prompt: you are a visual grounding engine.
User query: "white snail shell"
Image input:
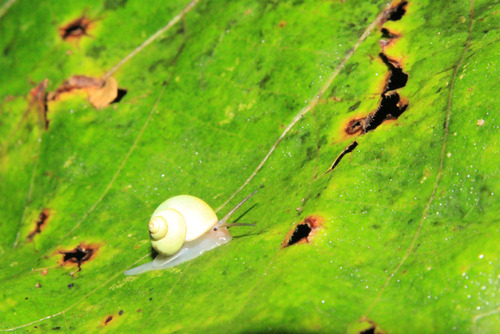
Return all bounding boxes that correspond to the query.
[149,195,218,255]
[124,193,255,276]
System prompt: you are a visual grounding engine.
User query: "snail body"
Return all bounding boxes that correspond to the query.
[124,193,255,276]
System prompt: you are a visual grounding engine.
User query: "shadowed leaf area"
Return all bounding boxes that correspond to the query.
[0,0,499,332]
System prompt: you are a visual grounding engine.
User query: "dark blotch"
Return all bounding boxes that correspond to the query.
[325,140,358,174]
[345,118,365,135]
[287,223,311,246]
[259,73,272,88]
[348,101,361,112]
[27,209,51,241]
[379,53,408,93]
[111,88,127,104]
[59,15,94,41]
[384,1,408,22]
[59,243,100,271]
[360,327,375,334]
[380,28,395,39]
[282,216,323,247]
[3,38,15,56]
[363,92,408,132]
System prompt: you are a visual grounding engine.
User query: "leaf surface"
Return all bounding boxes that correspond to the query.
[0,0,499,332]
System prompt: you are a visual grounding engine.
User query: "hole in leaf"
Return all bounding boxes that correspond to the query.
[325,141,358,174]
[282,216,324,247]
[111,88,128,104]
[332,1,409,175]
[383,1,408,22]
[27,209,52,242]
[58,243,100,271]
[379,53,408,93]
[59,15,95,41]
[343,53,408,136]
[360,327,375,334]
[288,223,311,245]
[380,28,396,39]
[348,318,387,334]
[363,92,408,132]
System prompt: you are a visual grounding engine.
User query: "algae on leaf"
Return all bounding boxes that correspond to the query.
[0,0,499,332]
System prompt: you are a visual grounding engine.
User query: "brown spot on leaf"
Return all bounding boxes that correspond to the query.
[333,112,368,142]
[49,75,120,109]
[282,216,324,247]
[279,21,287,27]
[52,75,102,95]
[58,243,101,271]
[27,209,52,242]
[59,15,95,42]
[379,28,401,51]
[29,79,50,129]
[104,315,113,325]
[345,117,368,135]
[88,77,119,109]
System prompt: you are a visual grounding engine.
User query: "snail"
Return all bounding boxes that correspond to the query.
[124,191,256,275]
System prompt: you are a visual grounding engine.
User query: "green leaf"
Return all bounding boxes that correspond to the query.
[1,0,498,332]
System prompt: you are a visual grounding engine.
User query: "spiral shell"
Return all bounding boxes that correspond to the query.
[148,195,218,255]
